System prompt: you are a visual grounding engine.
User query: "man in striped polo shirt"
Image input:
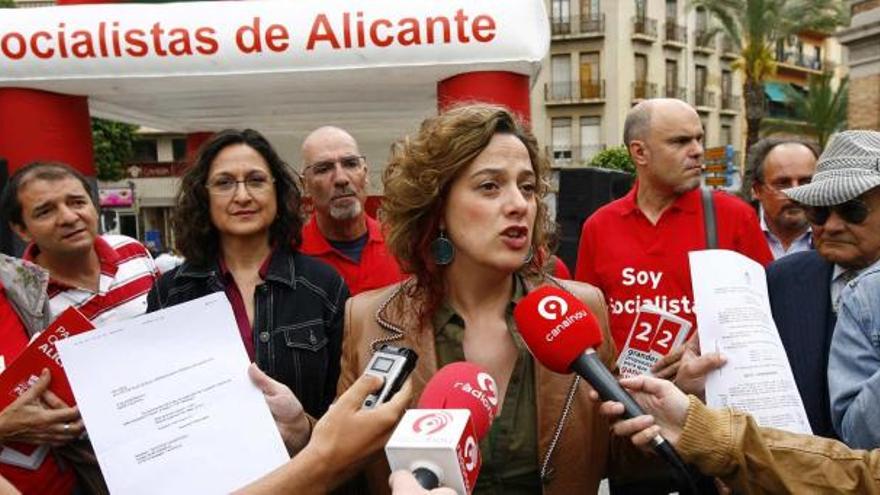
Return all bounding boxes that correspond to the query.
[2,162,159,326]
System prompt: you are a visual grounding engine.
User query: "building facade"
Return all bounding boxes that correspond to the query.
[839,0,880,131]
[530,0,844,176]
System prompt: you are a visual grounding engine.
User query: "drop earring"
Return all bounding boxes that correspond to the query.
[431,230,455,265]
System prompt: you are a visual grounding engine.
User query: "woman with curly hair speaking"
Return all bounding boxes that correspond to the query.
[338,105,619,494]
[147,129,348,427]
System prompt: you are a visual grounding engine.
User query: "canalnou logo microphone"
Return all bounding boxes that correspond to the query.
[412,411,454,436]
[537,295,568,320]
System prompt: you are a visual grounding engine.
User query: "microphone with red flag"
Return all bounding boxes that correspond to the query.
[385,362,499,494]
[513,285,697,490]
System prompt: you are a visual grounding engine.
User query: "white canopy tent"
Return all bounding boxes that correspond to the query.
[1,0,549,168]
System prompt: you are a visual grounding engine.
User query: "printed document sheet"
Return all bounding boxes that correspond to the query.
[690,250,812,434]
[57,293,289,494]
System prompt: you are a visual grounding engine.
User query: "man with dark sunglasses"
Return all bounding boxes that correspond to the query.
[765,130,880,441]
[298,126,404,295]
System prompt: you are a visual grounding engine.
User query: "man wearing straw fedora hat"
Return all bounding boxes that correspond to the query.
[766,130,880,444]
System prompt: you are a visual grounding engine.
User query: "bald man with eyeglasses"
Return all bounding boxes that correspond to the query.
[298,127,404,295]
[765,130,880,441]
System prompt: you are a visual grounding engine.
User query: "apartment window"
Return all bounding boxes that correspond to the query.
[776,39,786,62]
[666,59,679,97]
[132,139,158,162]
[721,124,733,146]
[552,118,573,164]
[580,117,602,163]
[635,0,647,19]
[695,65,708,105]
[551,54,571,99]
[634,53,649,98]
[665,0,677,20]
[701,118,711,146]
[551,0,570,22]
[579,52,601,98]
[721,70,732,96]
[695,7,708,32]
[635,54,648,82]
[581,0,599,18]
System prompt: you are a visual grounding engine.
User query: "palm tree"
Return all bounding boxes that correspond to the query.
[692,0,846,152]
[762,72,848,150]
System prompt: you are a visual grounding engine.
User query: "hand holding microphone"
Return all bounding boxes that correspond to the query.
[385,362,499,495]
[513,285,698,490]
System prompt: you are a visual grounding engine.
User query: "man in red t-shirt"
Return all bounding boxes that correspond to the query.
[299,127,404,295]
[575,99,772,352]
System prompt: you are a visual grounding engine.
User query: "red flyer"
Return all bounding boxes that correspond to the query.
[0,307,94,410]
[616,304,691,379]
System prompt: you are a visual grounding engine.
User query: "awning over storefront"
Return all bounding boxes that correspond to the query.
[764,82,790,103]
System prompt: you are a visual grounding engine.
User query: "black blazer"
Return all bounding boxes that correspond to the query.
[766,250,838,439]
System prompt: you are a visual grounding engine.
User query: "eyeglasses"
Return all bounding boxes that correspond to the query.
[306,155,365,176]
[804,199,872,226]
[205,175,275,196]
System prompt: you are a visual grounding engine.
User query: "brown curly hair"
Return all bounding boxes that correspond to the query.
[173,129,303,267]
[382,104,552,322]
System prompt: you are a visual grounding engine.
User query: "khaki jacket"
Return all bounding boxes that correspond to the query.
[338,275,618,495]
[679,397,880,494]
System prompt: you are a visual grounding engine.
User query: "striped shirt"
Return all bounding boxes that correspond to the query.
[25,235,159,327]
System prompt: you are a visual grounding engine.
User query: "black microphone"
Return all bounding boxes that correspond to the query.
[513,285,700,493]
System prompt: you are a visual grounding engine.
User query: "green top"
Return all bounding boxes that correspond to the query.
[432,278,541,495]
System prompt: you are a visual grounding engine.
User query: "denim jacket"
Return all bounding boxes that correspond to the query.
[829,260,880,449]
[146,245,349,418]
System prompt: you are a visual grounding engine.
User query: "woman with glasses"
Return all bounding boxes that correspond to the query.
[337,105,621,494]
[147,129,349,433]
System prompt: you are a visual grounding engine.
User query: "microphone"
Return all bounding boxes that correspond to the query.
[513,285,697,489]
[385,362,499,494]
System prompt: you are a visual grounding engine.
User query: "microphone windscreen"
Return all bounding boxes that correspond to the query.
[418,362,498,440]
[513,285,603,374]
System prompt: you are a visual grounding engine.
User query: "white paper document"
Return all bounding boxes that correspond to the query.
[689,250,812,435]
[57,293,289,495]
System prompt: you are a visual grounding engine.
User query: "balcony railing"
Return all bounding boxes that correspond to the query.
[664,22,687,44]
[632,16,658,39]
[694,28,716,50]
[664,85,687,100]
[775,51,823,71]
[546,145,608,167]
[695,89,716,107]
[544,80,606,102]
[632,80,657,100]
[721,93,741,111]
[550,14,606,36]
[721,35,738,56]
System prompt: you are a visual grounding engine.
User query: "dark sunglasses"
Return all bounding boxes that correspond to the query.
[804,199,872,226]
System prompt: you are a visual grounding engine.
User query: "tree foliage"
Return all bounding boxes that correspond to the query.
[762,72,848,150]
[0,0,16,8]
[691,0,847,152]
[92,118,138,181]
[589,146,635,175]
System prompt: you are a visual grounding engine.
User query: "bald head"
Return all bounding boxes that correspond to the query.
[300,126,369,228]
[624,98,697,146]
[301,126,360,168]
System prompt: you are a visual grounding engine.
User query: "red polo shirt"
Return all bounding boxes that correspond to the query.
[575,185,773,349]
[300,215,404,295]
